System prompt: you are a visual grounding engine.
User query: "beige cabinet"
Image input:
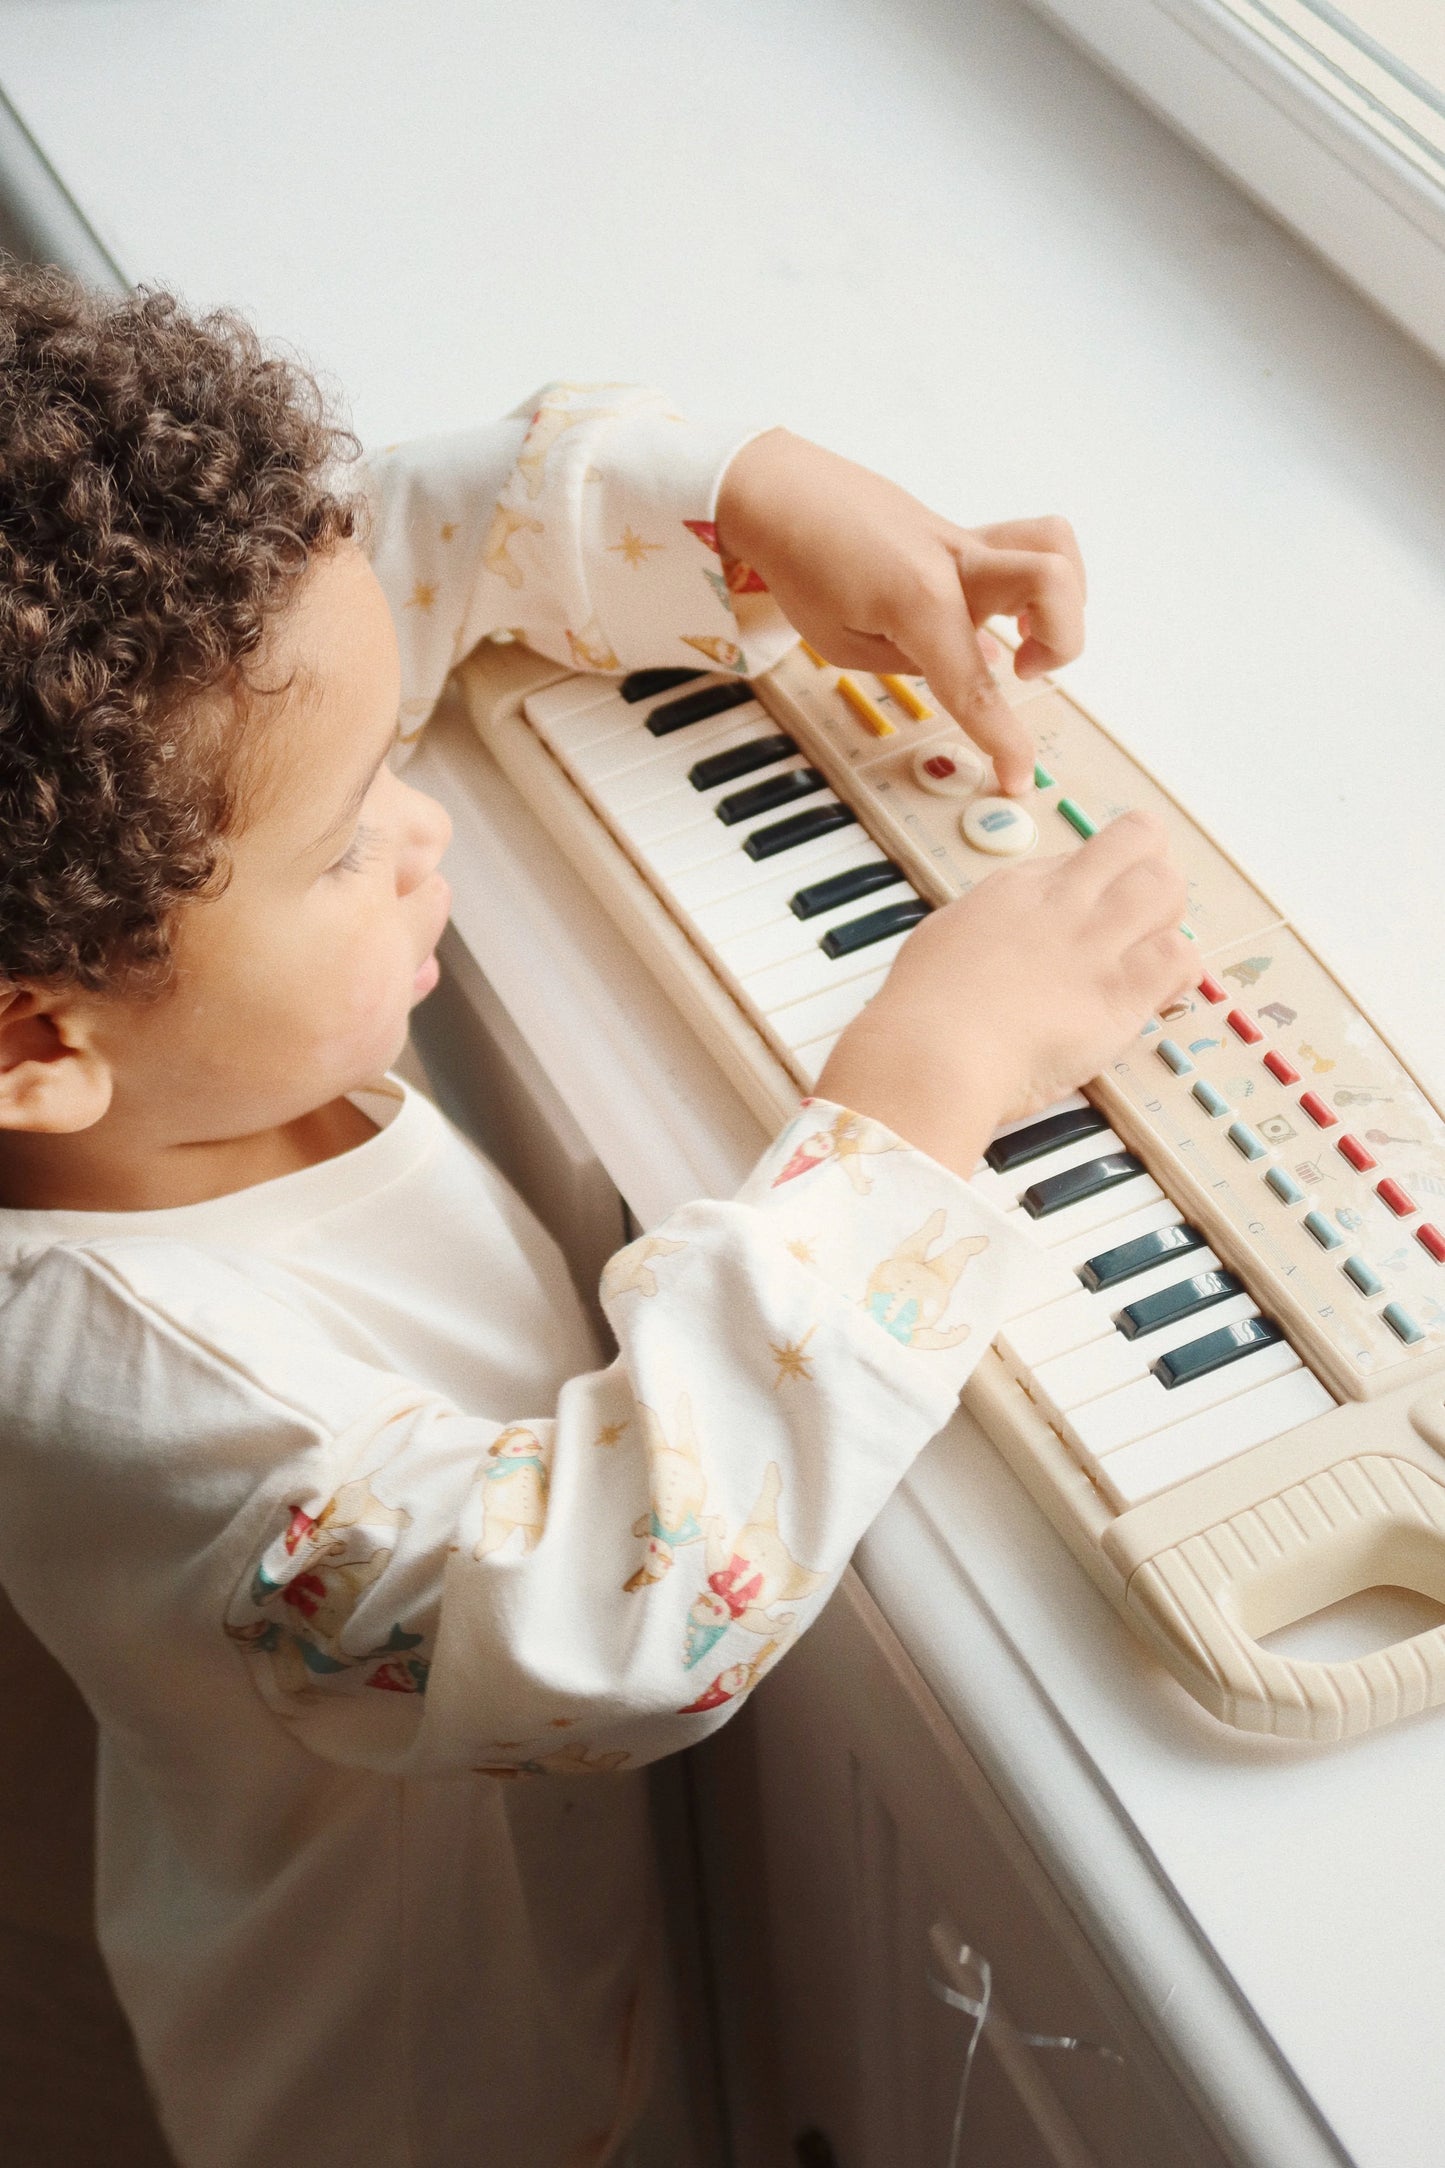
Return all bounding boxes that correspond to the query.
[697,1574,1239,2168]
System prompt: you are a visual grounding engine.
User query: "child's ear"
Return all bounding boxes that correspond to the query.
[0,987,113,1133]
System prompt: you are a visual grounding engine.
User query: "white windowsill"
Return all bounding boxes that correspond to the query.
[1028,0,1445,363]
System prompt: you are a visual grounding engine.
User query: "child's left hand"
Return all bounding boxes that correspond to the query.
[715,428,1085,797]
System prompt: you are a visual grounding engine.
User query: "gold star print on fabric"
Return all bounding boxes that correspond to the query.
[769,1327,817,1387]
[594,1421,628,1449]
[439,522,457,542]
[609,525,665,569]
[785,1238,816,1267]
[405,581,437,612]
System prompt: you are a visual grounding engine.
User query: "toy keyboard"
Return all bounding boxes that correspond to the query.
[461,636,1445,1742]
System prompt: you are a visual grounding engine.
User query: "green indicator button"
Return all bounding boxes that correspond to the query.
[1034,763,1055,789]
[1057,797,1097,839]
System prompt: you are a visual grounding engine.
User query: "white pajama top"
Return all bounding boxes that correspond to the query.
[0,385,1043,2168]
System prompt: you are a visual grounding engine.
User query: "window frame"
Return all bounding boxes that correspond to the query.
[1023,0,1445,367]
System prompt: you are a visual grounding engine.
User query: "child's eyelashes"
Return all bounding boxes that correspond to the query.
[328,822,383,876]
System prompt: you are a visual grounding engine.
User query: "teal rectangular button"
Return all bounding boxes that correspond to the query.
[1383,1301,1424,1345]
[1304,1210,1343,1250]
[1192,1079,1229,1118]
[1228,1122,1266,1161]
[1057,798,1097,839]
[1267,1167,1304,1204]
[1158,1039,1193,1076]
[1344,1255,1384,1297]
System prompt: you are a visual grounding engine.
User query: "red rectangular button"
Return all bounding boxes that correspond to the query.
[1378,1178,1416,1217]
[1264,1051,1300,1086]
[1337,1134,1377,1172]
[1300,1091,1337,1128]
[1227,1009,1263,1044]
[1197,975,1227,1004]
[1419,1223,1445,1263]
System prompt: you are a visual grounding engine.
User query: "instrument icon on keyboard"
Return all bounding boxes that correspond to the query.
[463,634,1445,1743]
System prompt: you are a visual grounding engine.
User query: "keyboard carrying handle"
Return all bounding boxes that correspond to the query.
[1125,1448,1445,1742]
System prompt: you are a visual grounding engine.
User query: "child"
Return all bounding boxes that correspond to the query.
[0,267,1189,2167]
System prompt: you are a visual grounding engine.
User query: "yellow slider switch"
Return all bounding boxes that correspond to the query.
[836,674,896,738]
[879,673,933,721]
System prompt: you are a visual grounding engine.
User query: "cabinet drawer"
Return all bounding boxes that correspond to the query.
[721,1573,1234,2168]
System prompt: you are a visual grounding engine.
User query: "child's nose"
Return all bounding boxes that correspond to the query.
[397,784,452,891]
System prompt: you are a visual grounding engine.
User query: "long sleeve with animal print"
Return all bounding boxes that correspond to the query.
[204,1094,1041,1774]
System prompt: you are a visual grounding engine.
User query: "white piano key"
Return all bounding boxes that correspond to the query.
[613,758,814,850]
[997,1243,1223,1378]
[568,706,770,793]
[969,1126,1128,1214]
[1019,1168,1167,1248]
[646,785,852,880]
[1040,1197,1187,1282]
[987,1201,1190,1332]
[768,963,893,1053]
[713,886,912,979]
[528,692,646,755]
[1095,1370,1335,1511]
[1061,1334,1301,1462]
[1031,1291,1260,1423]
[523,675,621,731]
[791,1036,838,1088]
[666,813,862,908]
[688,836,883,945]
[745,927,911,1015]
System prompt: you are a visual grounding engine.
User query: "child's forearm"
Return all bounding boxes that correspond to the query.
[215,1100,1039,1780]
[363,386,798,759]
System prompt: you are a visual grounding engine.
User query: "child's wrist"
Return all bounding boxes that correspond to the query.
[814,1041,1014,1183]
[714,428,793,566]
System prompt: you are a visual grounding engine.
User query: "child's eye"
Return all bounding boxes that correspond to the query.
[328,823,382,876]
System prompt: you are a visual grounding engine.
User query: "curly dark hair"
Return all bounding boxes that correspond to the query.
[0,261,360,991]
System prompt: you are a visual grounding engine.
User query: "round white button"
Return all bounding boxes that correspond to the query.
[912,744,985,797]
[960,795,1038,856]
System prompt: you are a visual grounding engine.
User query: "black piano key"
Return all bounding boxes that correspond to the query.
[984,1103,1110,1174]
[717,767,825,826]
[620,667,702,704]
[744,804,857,862]
[646,681,754,736]
[1022,1151,1144,1220]
[1152,1315,1281,1390]
[790,861,905,920]
[820,897,931,959]
[1116,1268,1245,1341]
[1076,1221,1206,1293]
[689,734,797,791]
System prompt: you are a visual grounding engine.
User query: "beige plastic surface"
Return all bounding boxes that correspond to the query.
[1126,1451,1445,1740]
[460,638,1445,1742]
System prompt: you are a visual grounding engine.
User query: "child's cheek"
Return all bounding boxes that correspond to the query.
[329,924,414,1046]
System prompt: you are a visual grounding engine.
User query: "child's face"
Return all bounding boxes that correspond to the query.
[88,541,453,1146]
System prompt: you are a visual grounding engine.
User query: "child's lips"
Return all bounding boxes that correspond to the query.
[412,876,452,995]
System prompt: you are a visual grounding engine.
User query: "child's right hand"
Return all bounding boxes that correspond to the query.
[815,811,1193,1180]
